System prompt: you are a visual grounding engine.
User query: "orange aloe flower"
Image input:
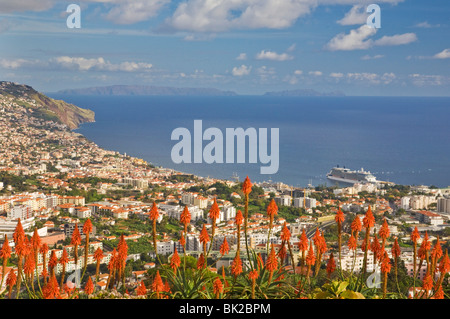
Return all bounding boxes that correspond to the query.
[71,224,81,267]
[199,224,210,257]
[6,269,17,299]
[422,232,431,251]
[298,229,308,266]
[152,270,164,298]
[392,238,401,259]
[266,244,278,272]
[277,243,287,262]
[421,272,433,297]
[179,233,186,247]
[411,226,420,243]
[149,202,159,255]
[231,254,243,277]
[242,176,252,195]
[43,273,60,299]
[219,237,230,256]
[380,251,391,274]
[136,280,147,296]
[209,198,220,221]
[84,276,94,295]
[439,250,450,275]
[380,251,391,299]
[312,228,321,248]
[213,277,223,298]
[59,248,69,288]
[235,210,243,252]
[83,219,93,270]
[93,247,104,282]
[306,242,316,266]
[209,198,221,239]
[23,252,35,278]
[13,219,26,297]
[0,234,11,288]
[196,253,205,270]
[266,245,278,284]
[370,234,381,262]
[149,201,159,221]
[319,231,327,254]
[335,207,345,224]
[434,284,444,299]
[326,253,336,278]
[379,219,390,252]
[199,224,210,244]
[48,250,58,277]
[249,269,259,280]
[266,199,278,221]
[299,229,309,250]
[235,209,243,226]
[180,205,191,227]
[31,228,41,252]
[363,206,375,229]
[347,234,357,251]
[163,280,171,298]
[280,222,291,241]
[351,216,362,235]
[430,237,443,274]
[170,247,181,274]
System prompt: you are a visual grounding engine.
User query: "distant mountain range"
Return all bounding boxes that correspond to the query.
[264,89,345,97]
[55,85,345,97]
[56,85,238,96]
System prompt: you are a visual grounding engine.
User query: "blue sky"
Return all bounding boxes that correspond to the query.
[0,0,449,95]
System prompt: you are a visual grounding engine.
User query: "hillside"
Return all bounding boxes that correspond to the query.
[0,81,95,129]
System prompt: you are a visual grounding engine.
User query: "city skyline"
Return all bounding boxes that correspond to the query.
[0,0,449,96]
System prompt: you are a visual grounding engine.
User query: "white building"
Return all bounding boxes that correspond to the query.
[437,197,450,214]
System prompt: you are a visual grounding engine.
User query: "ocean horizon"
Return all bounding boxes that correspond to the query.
[49,94,450,188]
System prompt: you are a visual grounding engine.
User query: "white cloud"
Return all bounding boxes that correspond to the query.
[103,0,170,25]
[236,53,247,60]
[53,56,152,72]
[232,64,251,76]
[294,69,303,75]
[256,66,276,80]
[166,0,316,32]
[165,0,404,32]
[327,25,417,51]
[374,33,417,46]
[183,33,216,41]
[0,0,55,13]
[329,72,344,78]
[433,48,450,59]
[415,21,440,28]
[337,5,367,26]
[327,25,376,51]
[287,44,296,52]
[361,54,385,60]
[409,74,447,86]
[256,50,293,61]
[308,71,322,76]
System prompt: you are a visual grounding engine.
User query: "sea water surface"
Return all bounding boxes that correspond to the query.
[48,94,450,188]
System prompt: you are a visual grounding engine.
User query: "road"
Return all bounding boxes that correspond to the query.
[305,220,336,239]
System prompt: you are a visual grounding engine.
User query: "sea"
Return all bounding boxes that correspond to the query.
[48,94,450,188]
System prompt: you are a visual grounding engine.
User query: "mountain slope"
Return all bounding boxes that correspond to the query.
[0,81,95,129]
